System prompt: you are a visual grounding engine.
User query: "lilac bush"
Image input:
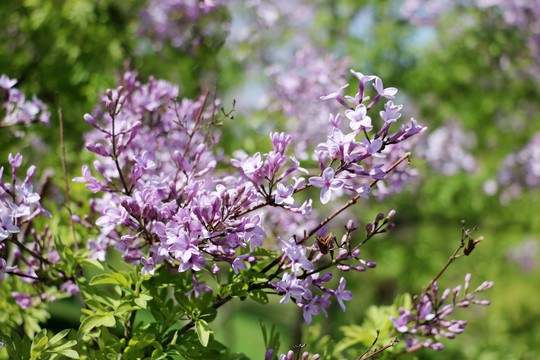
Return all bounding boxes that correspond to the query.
[0,62,493,359]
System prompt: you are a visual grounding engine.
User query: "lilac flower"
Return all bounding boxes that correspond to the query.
[272,272,304,304]
[391,275,492,351]
[87,236,109,261]
[390,309,412,333]
[302,295,321,324]
[234,152,263,176]
[231,255,249,274]
[185,273,212,299]
[274,183,294,205]
[372,77,398,99]
[280,237,314,272]
[141,256,155,276]
[60,280,80,295]
[309,167,344,204]
[0,213,19,241]
[95,205,129,227]
[12,292,33,309]
[380,101,402,123]
[72,165,105,193]
[345,104,373,132]
[0,74,17,89]
[320,83,349,101]
[333,277,353,312]
[0,258,17,281]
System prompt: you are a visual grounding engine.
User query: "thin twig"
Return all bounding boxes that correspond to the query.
[410,230,467,309]
[358,337,400,360]
[57,95,78,250]
[300,152,411,244]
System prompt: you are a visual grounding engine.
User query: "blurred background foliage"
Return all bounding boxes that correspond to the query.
[1,0,539,359]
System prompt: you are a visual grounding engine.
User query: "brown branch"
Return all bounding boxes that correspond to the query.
[300,152,411,245]
[410,223,478,310]
[358,337,400,360]
[57,95,78,250]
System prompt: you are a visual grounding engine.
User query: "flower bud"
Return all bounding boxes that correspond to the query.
[475,299,491,306]
[337,264,351,272]
[365,222,373,234]
[336,248,348,261]
[376,212,385,222]
[387,209,396,219]
[26,165,36,180]
[346,219,355,231]
[353,265,366,272]
[287,350,294,360]
[265,349,274,360]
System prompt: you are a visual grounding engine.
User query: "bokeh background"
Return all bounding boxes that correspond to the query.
[1,0,539,358]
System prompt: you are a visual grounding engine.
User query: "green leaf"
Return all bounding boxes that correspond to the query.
[80,257,104,270]
[249,289,268,304]
[48,329,70,346]
[90,273,130,287]
[229,283,249,298]
[195,319,212,347]
[31,330,48,355]
[52,340,77,351]
[55,349,80,358]
[78,313,116,339]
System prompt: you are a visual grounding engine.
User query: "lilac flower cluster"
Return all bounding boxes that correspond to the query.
[315,70,426,201]
[0,74,50,129]
[390,273,493,351]
[0,153,77,306]
[417,121,477,176]
[0,154,51,243]
[227,0,318,48]
[263,47,351,160]
[496,132,540,204]
[138,0,227,50]
[264,348,320,360]
[74,69,424,324]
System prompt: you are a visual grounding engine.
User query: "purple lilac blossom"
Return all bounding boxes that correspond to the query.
[76,69,424,325]
[497,132,540,204]
[0,74,51,128]
[416,121,477,176]
[391,274,492,351]
[138,0,228,51]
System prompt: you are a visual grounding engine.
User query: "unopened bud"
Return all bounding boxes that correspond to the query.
[337,264,351,272]
[287,350,294,360]
[336,248,348,261]
[346,219,356,231]
[387,209,396,219]
[366,222,373,234]
[475,299,491,306]
[365,260,377,268]
[353,265,366,272]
